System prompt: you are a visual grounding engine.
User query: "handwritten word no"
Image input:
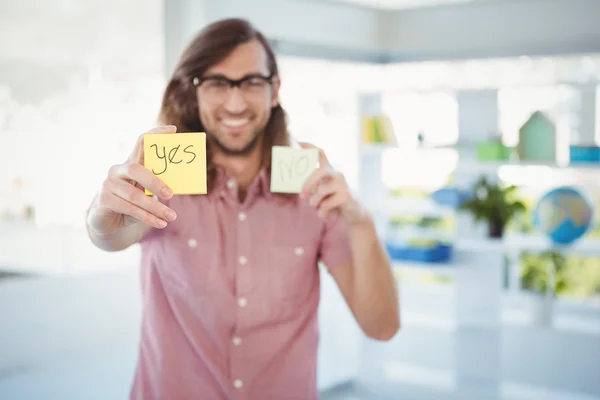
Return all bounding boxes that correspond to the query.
[150,144,197,175]
[279,154,311,181]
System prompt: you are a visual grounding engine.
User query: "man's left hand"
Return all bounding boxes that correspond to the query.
[299,143,367,226]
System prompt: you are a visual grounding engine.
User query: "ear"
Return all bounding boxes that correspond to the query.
[270,76,280,108]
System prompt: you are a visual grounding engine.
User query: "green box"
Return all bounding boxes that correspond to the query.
[476,142,511,161]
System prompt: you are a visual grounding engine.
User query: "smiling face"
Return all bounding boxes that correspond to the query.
[196,39,280,156]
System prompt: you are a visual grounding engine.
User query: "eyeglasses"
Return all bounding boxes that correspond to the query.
[192,74,274,104]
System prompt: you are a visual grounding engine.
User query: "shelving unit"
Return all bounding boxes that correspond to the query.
[356,86,600,398]
[357,91,503,398]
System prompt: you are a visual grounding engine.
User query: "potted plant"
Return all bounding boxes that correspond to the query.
[520,251,566,326]
[460,176,526,238]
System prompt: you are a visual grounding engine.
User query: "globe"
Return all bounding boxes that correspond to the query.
[532,187,593,245]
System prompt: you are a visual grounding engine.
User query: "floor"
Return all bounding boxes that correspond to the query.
[0,350,137,400]
[321,383,388,400]
[4,365,599,400]
[1,258,599,400]
[320,384,600,400]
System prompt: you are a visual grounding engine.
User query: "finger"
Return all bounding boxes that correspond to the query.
[289,138,302,149]
[300,168,331,198]
[317,148,331,169]
[316,192,345,220]
[299,142,330,169]
[128,125,177,164]
[104,191,170,229]
[113,163,173,200]
[146,124,177,134]
[308,180,338,208]
[109,178,177,223]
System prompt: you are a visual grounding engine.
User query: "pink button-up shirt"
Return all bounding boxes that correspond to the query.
[130,167,352,400]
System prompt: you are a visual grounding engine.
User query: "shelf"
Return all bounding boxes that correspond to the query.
[359,143,396,156]
[456,159,600,174]
[393,261,456,278]
[359,145,600,171]
[385,197,455,218]
[454,237,507,253]
[390,236,600,266]
[503,234,600,255]
[454,235,600,255]
[359,145,459,160]
[455,235,600,255]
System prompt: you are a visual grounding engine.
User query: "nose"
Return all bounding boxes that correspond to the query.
[223,87,248,114]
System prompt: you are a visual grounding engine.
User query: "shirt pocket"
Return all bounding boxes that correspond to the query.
[269,242,319,304]
[157,230,219,300]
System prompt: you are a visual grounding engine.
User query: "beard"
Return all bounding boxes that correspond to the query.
[207,126,263,157]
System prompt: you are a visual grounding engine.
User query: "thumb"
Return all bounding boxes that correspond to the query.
[129,125,177,164]
[298,142,329,168]
[298,141,315,149]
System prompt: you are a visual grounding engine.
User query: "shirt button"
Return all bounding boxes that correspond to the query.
[188,239,197,248]
[227,179,235,189]
[294,247,304,255]
[238,212,246,221]
[238,297,248,307]
[238,256,247,265]
[232,336,242,346]
[233,379,243,389]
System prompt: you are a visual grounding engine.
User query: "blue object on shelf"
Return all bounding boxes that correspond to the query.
[386,243,453,263]
[570,145,600,163]
[532,186,593,245]
[431,187,470,209]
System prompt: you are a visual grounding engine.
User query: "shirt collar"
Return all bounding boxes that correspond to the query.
[209,166,273,201]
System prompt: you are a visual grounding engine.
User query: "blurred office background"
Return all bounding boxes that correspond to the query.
[1,0,600,399]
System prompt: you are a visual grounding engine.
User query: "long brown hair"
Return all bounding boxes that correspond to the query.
[157,18,290,191]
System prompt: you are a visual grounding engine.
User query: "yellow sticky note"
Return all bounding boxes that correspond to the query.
[270,146,319,193]
[144,132,207,195]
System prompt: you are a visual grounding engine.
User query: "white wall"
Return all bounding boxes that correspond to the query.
[166,0,600,64]
[164,0,383,75]
[384,0,600,60]
[213,0,381,51]
[0,0,163,69]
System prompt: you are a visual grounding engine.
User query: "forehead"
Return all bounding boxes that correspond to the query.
[205,39,270,79]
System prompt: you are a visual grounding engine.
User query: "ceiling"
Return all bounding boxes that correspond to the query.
[326,0,495,10]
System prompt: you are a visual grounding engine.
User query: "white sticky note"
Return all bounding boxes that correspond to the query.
[270,146,319,193]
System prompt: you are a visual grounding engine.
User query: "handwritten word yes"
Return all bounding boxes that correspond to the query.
[150,144,197,175]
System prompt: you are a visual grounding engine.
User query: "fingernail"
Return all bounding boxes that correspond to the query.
[157,219,167,228]
[165,210,177,221]
[161,187,173,198]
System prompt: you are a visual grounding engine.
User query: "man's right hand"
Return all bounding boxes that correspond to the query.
[87,125,178,238]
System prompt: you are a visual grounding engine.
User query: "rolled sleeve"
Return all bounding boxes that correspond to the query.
[318,215,352,271]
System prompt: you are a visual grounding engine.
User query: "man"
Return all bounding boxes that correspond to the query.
[86,18,399,400]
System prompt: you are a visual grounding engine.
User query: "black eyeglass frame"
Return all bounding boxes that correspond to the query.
[192,73,275,89]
